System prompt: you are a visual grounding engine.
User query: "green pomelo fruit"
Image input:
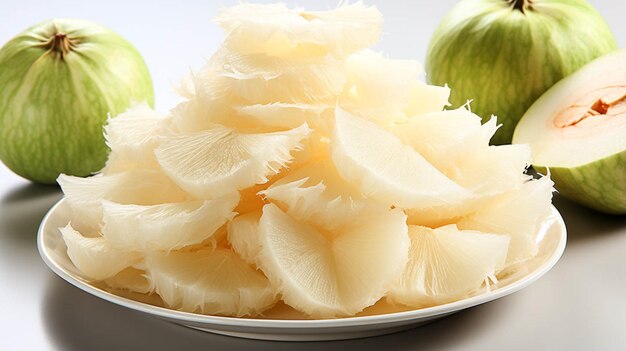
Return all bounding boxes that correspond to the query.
[0,19,154,184]
[513,49,626,214]
[426,0,616,145]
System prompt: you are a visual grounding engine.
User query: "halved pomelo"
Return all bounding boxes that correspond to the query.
[257,203,409,318]
[145,248,277,316]
[215,3,381,59]
[388,225,509,307]
[331,107,471,209]
[155,123,311,199]
[513,49,626,214]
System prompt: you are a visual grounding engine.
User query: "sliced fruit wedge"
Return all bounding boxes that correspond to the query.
[257,203,409,318]
[395,109,531,193]
[228,211,262,266]
[104,267,153,294]
[331,107,471,209]
[102,103,168,172]
[57,169,190,229]
[145,248,277,317]
[262,158,381,231]
[513,49,626,214]
[234,103,333,134]
[215,3,381,59]
[388,225,509,307]
[155,123,311,199]
[101,194,238,251]
[60,223,141,280]
[340,50,450,126]
[458,176,554,264]
[403,82,452,118]
[169,87,239,134]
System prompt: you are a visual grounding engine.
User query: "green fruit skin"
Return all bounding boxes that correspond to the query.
[426,0,616,145]
[535,151,626,214]
[0,19,154,184]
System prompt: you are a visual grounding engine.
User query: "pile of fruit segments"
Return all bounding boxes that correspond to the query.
[57,3,554,319]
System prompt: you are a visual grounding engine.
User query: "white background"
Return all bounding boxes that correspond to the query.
[1,1,626,350]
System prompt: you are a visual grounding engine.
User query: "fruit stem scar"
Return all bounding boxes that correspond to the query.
[47,33,74,59]
[508,0,532,13]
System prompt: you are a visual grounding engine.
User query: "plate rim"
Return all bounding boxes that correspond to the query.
[38,198,567,329]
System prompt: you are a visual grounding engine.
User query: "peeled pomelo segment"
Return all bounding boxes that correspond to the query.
[340,51,427,126]
[215,3,381,59]
[103,102,167,170]
[458,176,554,264]
[331,107,471,209]
[104,267,153,294]
[393,108,486,159]
[405,146,530,228]
[387,225,509,307]
[340,51,450,125]
[155,123,311,199]
[405,200,481,229]
[263,159,380,231]
[169,99,216,135]
[257,204,409,318]
[228,211,262,266]
[403,83,451,117]
[58,169,189,206]
[450,144,531,193]
[513,50,626,213]
[176,225,229,252]
[218,49,346,104]
[395,111,529,194]
[145,248,277,317]
[259,204,342,316]
[343,51,423,106]
[101,194,238,251]
[170,53,245,134]
[60,223,141,281]
[331,209,409,313]
[234,103,333,134]
[100,149,155,175]
[57,170,189,229]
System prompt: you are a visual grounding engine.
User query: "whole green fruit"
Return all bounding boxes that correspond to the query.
[426,0,616,145]
[513,49,626,214]
[0,19,154,183]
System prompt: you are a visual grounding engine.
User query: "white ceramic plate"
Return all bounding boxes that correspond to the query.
[38,199,566,341]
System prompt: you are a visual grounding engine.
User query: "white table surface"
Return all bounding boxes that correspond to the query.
[1,1,626,350]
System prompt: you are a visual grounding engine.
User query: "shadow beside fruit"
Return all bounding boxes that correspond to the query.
[552,194,626,246]
[0,183,62,253]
